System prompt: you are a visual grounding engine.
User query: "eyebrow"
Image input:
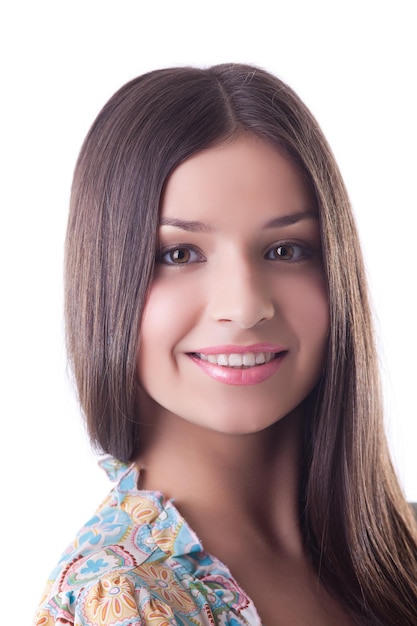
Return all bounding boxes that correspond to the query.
[159,217,215,232]
[263,210,318,228]
[159,210,317,232]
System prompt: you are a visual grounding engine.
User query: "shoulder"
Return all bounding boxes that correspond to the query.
[32,461,170,624]
[33,459,258,625]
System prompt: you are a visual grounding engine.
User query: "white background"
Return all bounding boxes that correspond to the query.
[1,1,416,622]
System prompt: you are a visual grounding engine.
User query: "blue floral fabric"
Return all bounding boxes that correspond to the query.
[33,457,261,625]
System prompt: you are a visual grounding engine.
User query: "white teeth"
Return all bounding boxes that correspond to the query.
[229,353,243,367]
[197,352,275,368]
[217,354,229,366]
[243,353,256,367]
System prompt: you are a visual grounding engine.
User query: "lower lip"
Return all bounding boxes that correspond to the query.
[188,353,287,386]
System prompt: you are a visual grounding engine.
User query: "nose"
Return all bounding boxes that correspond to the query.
[207,256,275,329]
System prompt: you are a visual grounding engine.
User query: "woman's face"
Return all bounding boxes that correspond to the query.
[137,135,329,435]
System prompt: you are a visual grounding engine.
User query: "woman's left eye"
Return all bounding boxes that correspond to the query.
[265,243,310,261]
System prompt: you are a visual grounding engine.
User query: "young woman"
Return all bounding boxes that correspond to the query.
[34,64,417,625]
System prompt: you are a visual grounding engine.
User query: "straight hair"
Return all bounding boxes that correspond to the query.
[65,63,417,624]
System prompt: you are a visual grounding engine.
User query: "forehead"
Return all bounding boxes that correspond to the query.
[160,136,316,225]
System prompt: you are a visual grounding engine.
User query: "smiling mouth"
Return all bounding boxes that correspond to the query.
[192,351,284,368]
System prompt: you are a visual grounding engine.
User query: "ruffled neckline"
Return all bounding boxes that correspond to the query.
[97,455,263,624]
[99,455,206,560]
[37,455,263,626]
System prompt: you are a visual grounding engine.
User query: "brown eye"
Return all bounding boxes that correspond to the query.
[272,245,295,260]
[169,248,190,263]
[266,243,310,262]
[157,246,203,265]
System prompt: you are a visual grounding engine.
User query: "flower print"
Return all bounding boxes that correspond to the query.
[83,574,140,624]
[81,558,109,575]
[202,574,249,612]
[77,508,131,550]
[33,609,54,626]
[78,529,102,547]
[78,516,103,547]
[123,494,161,525]
[60,547,137,591]
[134,563,197,613]
[99,456,130,482]
[217,611,247,626]
[151,520,180,555]
[151,503,202,557]
[34,590,75,626]
[63,590,75,606]
[34,467,260,626]
[142,597,178,626]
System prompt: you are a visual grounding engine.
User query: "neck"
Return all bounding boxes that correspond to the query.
[136,398,306,555]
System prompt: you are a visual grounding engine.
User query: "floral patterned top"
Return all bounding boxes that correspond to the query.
[34,457,262,626]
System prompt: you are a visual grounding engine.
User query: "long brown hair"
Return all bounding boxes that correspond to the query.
[65,64,417,624]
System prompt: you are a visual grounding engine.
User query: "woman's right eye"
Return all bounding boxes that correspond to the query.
[156,246,203,265]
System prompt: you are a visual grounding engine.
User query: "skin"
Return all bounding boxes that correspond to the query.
[136,136,353,625]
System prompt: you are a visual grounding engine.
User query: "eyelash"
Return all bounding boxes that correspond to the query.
[155,246,204,266]
[156,242,312,266]
[265,242,312,262]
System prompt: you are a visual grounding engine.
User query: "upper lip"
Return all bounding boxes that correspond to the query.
[191,343,287,355]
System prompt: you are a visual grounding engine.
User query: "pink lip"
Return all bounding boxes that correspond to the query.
[188,350,287,386]
[193,343,286,355]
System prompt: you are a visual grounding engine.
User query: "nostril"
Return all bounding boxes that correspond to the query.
[207,274,275,328]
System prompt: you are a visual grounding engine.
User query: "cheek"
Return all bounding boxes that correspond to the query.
[137,279,200,375]
[281,272,329,349]
[142,274,205,324]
